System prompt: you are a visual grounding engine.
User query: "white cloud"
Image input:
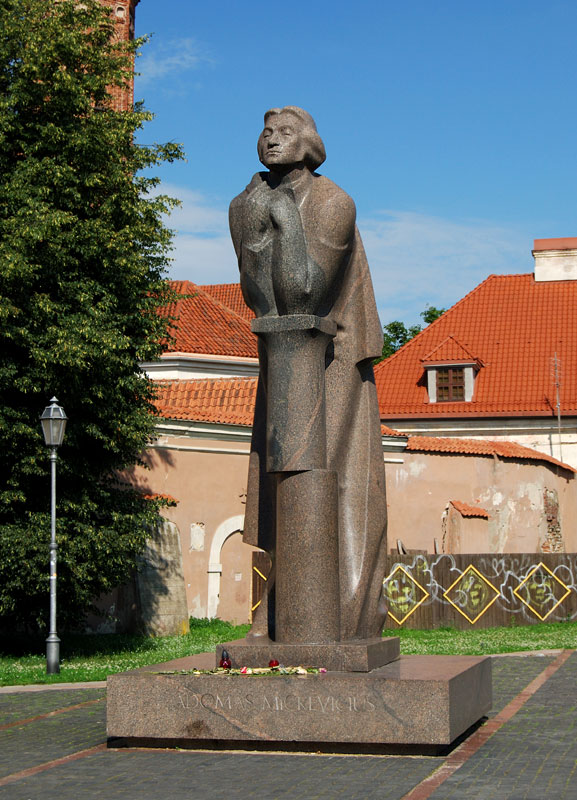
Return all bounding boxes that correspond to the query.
[136,38,212,84]
[359,210,529,325]
[162,186,228,235]
[158,185,239,285]
[158,186,531,317]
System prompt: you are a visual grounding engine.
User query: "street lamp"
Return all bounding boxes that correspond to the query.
[40,397,68,674]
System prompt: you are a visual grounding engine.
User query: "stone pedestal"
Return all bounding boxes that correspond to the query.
[216,636,400,672]
[107,654,492,751]
[276,469,340,643]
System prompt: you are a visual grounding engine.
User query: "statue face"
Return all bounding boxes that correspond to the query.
[259,114,304,170]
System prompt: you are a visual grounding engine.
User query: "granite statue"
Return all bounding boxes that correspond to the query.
[107,110,491,754]
[229,106,387,644]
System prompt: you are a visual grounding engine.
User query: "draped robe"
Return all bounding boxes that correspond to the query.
[229,168,387,640]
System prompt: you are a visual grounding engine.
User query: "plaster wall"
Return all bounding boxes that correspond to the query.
[129,435,256,624]
[445,508,488,554]
[534,248,577,282]
[141,355,259,381]
[112,429,576,629]
[387,451,577,555]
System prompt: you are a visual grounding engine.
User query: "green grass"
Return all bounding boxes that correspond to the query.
[393,621,577,655]
[0,618,250,686]
[0,619,574,686]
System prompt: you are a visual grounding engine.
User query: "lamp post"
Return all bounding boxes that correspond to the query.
[40,397,68,674]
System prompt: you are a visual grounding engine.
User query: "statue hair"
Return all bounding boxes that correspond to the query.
[258,106,326,171]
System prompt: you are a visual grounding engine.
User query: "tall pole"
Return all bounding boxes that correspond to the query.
[46,446,60,674]
[553,352,563,463]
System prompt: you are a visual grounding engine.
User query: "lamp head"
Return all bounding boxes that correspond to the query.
[40,397,67,448]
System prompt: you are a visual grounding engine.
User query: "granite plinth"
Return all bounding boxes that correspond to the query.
[216,636,400,672]
[275,470,340,642]
[107,654,492,749]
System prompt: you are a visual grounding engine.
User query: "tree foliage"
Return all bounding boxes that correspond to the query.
[377,305,446,362]
[0,0,184,629]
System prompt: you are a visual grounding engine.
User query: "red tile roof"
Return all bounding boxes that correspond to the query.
[449,500,489,519]
[375,273,577,418]
[142,492,179,506]
[199,283,255,321]
[154,378,574,472]
[160,281,257,359]
[421,336,480,365]
[534,238,577,251]
[154,378,257,426]
[405,434,575,472]
[381,424,408,437]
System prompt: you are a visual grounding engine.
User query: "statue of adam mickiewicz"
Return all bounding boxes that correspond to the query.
[230,107,387,642]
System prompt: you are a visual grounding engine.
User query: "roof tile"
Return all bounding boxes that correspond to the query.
[199,283,255,321]
[154,378,257,426]
[159,281,257,358]
[449,500,489,518]
[381,424,408,437]
[154,377,573,471]
[421,335,480,365]
[405,434,574,472]
[375,273,577,417]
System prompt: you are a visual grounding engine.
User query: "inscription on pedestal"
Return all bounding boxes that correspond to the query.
[178,691,379,714]
[107,655,492,747]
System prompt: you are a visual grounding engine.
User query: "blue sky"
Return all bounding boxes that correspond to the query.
[134,0,576,325]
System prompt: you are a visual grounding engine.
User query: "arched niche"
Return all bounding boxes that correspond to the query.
[206,515,244,619]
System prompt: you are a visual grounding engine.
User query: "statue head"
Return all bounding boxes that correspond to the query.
[257,106,326,173]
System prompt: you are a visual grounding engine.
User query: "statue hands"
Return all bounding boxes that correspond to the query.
[246,178,300,236]
[236,171,328,317]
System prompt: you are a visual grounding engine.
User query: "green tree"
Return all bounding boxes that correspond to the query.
[0,0,184,629]
[377,305,446,362]
[420,305,446,326]
[380,320,422,361]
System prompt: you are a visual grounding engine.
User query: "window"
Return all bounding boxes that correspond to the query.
[436,367,465,402]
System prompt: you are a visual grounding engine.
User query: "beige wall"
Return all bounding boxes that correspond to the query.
[444,508,488,554]
[387,451,576,555]
[129,435,257,625]
[113,431,577,630]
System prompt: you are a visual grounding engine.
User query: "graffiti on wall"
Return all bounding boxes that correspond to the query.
[443,565,500,624]
[383,565,430,625]
[383,554,577,626]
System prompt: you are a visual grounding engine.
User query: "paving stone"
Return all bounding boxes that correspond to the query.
[487,656,555,717]
[0,703,106,778]
[0,750,436,800]
[0,654,573,800]
[427,652,577,800]
[0,688,105,726]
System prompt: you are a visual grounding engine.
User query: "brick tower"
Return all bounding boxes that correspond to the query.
[97,0,141,111]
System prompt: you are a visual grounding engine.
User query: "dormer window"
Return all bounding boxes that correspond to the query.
[437,367,465,402]
[421,336,482,404]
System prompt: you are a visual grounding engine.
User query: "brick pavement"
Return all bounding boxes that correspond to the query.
[0,688,105,726]
[0,653,572,800]
[425,651,577,800]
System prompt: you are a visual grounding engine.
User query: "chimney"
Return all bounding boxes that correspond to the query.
[533,238,577,282]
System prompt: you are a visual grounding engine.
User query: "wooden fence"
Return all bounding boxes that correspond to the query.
[252,551,577,629]
[251,551,272,621]
[382,553,577,629]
